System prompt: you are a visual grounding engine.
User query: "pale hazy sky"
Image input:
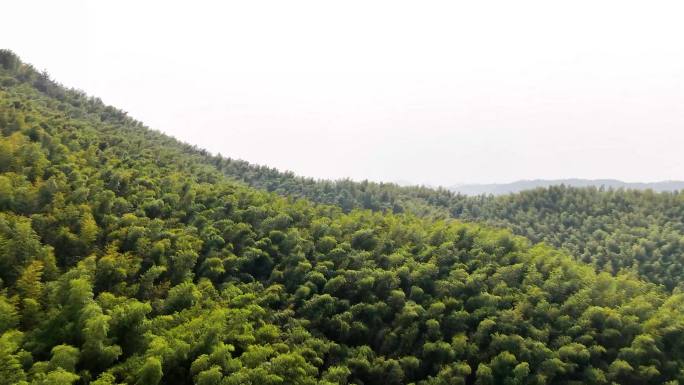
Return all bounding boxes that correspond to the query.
[3,0,684,185]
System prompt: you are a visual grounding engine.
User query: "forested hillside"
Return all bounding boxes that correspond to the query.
[210,150,684,291]
[3,50,684,385]
[456,188,684,290]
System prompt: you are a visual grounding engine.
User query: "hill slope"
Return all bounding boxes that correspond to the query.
[206,152,684,291]
[455,186,684,289]
[3,50,684,385]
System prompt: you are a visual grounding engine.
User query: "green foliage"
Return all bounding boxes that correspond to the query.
[49,344,79,373]
[2,49,684,385]
[136,357,162,385]
[0,294,19,333]
[458,187,684,291]
[210,137,684,291]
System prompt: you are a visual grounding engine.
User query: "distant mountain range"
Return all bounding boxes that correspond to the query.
[449,179,684,196]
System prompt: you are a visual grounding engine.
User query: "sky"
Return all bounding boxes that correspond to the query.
[3,0,684,186]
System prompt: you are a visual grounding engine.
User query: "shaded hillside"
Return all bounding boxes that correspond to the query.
[209,149,684,291]
[4,49,684,384]
[456,186,684,289]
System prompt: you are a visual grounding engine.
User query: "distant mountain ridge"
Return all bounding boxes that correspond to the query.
[450,179,684,195]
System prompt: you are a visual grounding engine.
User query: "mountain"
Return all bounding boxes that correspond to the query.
[3,49,684,385]
[203,157,684,290]
[198,155,684,290]
[450,179,684,196]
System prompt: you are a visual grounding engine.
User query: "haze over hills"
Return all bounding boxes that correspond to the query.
[5,49,684,384]
[450,179,684,196]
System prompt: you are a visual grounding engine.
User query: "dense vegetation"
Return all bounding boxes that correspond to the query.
[3,50,684,385]
[457,188,684,290]
[212,150,684,291]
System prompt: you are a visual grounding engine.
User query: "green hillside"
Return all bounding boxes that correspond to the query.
[3,50,684,385]
[455,187,684,290]
[210,149,684,291]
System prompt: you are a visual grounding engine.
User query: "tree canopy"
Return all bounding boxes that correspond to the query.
[2,49,684,384]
